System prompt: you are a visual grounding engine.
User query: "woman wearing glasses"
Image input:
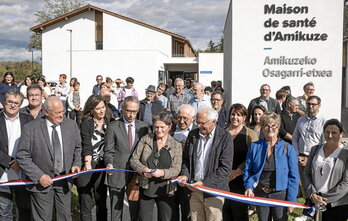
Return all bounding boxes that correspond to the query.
[303,119,348,221]
[243,112,299,221]
[130,111,182,221]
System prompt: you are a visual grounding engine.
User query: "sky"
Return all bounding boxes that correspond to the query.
[0,0,230,61]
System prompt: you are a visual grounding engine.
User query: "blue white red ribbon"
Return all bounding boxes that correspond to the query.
[171,178,311,209]
[0,169,313,211]
[0,168,149,187]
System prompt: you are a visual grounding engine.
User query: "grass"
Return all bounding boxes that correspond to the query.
[71,185,81,221]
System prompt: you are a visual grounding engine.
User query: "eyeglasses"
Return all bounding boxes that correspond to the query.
[264,125,279,130]
[124,109,138,115]
[176,116,191,122]
[306,103,318,106]
[5,100,21,107]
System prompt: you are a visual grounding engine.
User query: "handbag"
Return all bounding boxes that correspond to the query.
[126,174,140,201]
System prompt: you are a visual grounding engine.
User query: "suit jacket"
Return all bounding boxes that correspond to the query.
[247,96,281,121]
[104,118,149,189]
[0,112,33,178]
[304,145,348,207]
[16,116,82,192]
[181,126,234,195]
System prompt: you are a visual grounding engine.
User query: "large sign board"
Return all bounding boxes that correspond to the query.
[224,0,343,119]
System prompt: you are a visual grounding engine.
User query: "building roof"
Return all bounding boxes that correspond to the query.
[30,4,194,49]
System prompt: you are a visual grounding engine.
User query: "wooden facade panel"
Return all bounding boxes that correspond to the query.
[95,11,103,41]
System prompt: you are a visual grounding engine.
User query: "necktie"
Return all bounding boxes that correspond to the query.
[128,124,133,150]
[52,125,63,175]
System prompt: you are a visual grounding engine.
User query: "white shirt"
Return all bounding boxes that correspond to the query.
[46,119,64,164]
[173,124,193,142]
[313,144,343,193]
[188,94,212,114]
[194,127,216,181]
[292,112,326,155]
[0,113,21,182]
[124,118,135,147]
[124,88,133,97]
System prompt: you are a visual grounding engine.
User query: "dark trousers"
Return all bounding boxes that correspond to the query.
[172,185,191,221]
[77,172,107,221]
[31,180,71,221]
[109,187,139,221]
[254,189,288,221]
[0,186,31,221]
[322,204,348,221]
[68,110,81,126]
[139,192,175,221]
[223,187,248,221]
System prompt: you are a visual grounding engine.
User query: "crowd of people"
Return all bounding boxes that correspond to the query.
[0,71,347,221]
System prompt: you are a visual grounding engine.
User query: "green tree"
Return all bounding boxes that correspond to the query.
[27,0,85,51]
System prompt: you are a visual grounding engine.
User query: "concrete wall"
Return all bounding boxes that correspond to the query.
[224,0,343,119]
[198,53,223,88]
[41,10,175,100]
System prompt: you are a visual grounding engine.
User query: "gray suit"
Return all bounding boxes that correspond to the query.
[16,116,82,220]
[304,145,348,207]
[104,118,149,221]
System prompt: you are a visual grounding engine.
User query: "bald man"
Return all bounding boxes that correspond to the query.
[17,96,82,221]
[188,82,212,114]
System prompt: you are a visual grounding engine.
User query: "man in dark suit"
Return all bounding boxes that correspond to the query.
[17,96,82,221]
[104,96,149,221]
[177,107,234,221]
[0,89,33,220]
[247,84,281,122]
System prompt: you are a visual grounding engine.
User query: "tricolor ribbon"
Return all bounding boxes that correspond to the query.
[171,178,311,209]
[0,168,153,187]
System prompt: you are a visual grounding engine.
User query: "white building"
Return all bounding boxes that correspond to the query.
[30,4,201,98]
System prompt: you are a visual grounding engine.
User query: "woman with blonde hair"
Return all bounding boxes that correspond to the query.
[244,112,299,221]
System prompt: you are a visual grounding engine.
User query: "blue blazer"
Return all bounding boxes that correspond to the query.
[243,139,299,202]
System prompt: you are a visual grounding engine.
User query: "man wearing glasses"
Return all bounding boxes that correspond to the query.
[177,107,233,221]
[292,95,326,199]
[210,91,227,128]
[104,96,149,221]
[171,104,196,221]
[0,89,33,220]
[247,84,281,122]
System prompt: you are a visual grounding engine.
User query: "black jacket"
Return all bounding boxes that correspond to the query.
[247,96,281,121]
[137,99,163,122]
[181,126,234,195]
[0,112,33,178]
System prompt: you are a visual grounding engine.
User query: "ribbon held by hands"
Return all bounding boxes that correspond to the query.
[0,168,155,187]
[171,177,311,209]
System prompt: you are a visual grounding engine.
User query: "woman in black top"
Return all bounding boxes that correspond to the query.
[223,103,259,221]
[130,111,182,221]
[76,94,112,221]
